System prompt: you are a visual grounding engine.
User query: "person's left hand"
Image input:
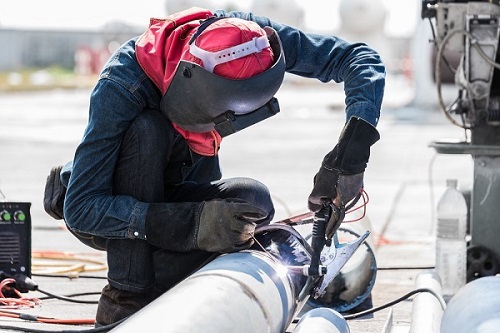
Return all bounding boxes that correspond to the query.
[308,116,379,212]
[307,164,364,212]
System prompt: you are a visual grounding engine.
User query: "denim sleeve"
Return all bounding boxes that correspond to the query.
[215,10,386,127]
[63,78,150,240]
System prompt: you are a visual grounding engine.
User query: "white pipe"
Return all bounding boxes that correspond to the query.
[409,269,444,333]
[292,308,350,333]
[441,276,500,333]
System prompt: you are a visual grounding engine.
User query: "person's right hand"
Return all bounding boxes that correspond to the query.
[196,199,267,253]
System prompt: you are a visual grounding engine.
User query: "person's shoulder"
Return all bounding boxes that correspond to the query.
[115,37,140,62]
[96,36,155,97]
[100,37,142,78]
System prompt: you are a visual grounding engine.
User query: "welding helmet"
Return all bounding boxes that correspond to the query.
[160,17,285,137]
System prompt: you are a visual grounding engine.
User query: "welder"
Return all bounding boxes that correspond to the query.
[43,7,385,327]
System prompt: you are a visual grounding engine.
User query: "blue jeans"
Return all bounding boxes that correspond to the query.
[73,109,275,293]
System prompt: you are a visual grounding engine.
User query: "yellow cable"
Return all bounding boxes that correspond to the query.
[31,251,107,276]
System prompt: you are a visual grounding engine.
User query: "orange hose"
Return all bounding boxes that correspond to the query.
[37,317,96,325]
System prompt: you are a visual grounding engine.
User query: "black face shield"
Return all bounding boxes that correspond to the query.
[160,26,286,137]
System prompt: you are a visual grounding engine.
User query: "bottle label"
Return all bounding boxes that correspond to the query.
[436,240,466,297]
[437,218,460,238]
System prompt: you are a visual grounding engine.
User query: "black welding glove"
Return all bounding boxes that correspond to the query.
[145,198,267,253]
[308,117,380,213]
[43,165,66,220]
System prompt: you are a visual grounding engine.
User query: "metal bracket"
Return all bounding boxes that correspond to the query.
[312,230,371,299]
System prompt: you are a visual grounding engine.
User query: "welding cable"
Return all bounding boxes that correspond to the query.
[271,189,370,227]
[377,265,435,270]
[0,275,101,331]
[427,18,456,75]
[35,289,98,305]
[0,309,95,325]
[0,315,126,333]
[343,189,369,223]
[0,278,41,310]
[434,27,500,130]
[37,291,101,302]
[31,251,107,276]
[434,29,471,129]
[342,287,446,320]
[33,273,106,281]
[289,287,446,325]
[7,273,100,305]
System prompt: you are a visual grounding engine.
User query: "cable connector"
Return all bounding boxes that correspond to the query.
[0,271,11,281]
[13,274,38,293]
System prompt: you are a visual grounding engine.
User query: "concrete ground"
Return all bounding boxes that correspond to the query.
[0,79,471,332]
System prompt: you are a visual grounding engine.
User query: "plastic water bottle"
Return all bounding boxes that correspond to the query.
[435,179,467,301]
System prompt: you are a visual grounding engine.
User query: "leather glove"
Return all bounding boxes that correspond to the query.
[308,117,379,213]
[43,165,66,220]
[196,199,267,253]
[308,168,364,212]
[145,199,267,253]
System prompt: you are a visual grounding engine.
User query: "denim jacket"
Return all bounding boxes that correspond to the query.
[62,10,386,240]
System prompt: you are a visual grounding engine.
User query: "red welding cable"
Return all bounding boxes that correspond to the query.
[1,280,95,325]
[36,317,96,325]
[344,189,369,223]
[0,309,95,325]
[0,310,18,319]
[0,278,41,309]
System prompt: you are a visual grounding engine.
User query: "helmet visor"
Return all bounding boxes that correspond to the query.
[160,26,285,134]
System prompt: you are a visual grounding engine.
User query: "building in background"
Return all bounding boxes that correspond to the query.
[0,0,420,107]
[0,24,142,74]
[165,0,304,28]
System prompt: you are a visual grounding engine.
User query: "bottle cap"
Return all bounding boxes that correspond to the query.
[446,179,458,188]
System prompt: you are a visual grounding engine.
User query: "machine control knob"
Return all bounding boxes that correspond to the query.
[0,210,11,221]
[14,211,26,222]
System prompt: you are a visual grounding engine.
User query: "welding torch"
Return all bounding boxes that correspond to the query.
[307,201,345,277]
[265,193,368,301]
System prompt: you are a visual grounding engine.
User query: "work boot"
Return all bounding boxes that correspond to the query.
[95,284,160,329]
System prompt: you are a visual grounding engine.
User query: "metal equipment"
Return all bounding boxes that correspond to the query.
[305,223,377,313]
[112,216,370,332]
[421,0,500,280]
[0,201,31,280]
[440,276,500,333]
[292,307,350,333]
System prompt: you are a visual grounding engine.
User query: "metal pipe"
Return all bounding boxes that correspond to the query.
[441,276,500,333]
[112,222,371,332]
[112,227,312,333]
[409,270,444,333]
[112,251,297,333]
[292,308,350,333]
[304,216,377,312]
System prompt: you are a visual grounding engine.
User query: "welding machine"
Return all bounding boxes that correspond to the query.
[0,201,31,279]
